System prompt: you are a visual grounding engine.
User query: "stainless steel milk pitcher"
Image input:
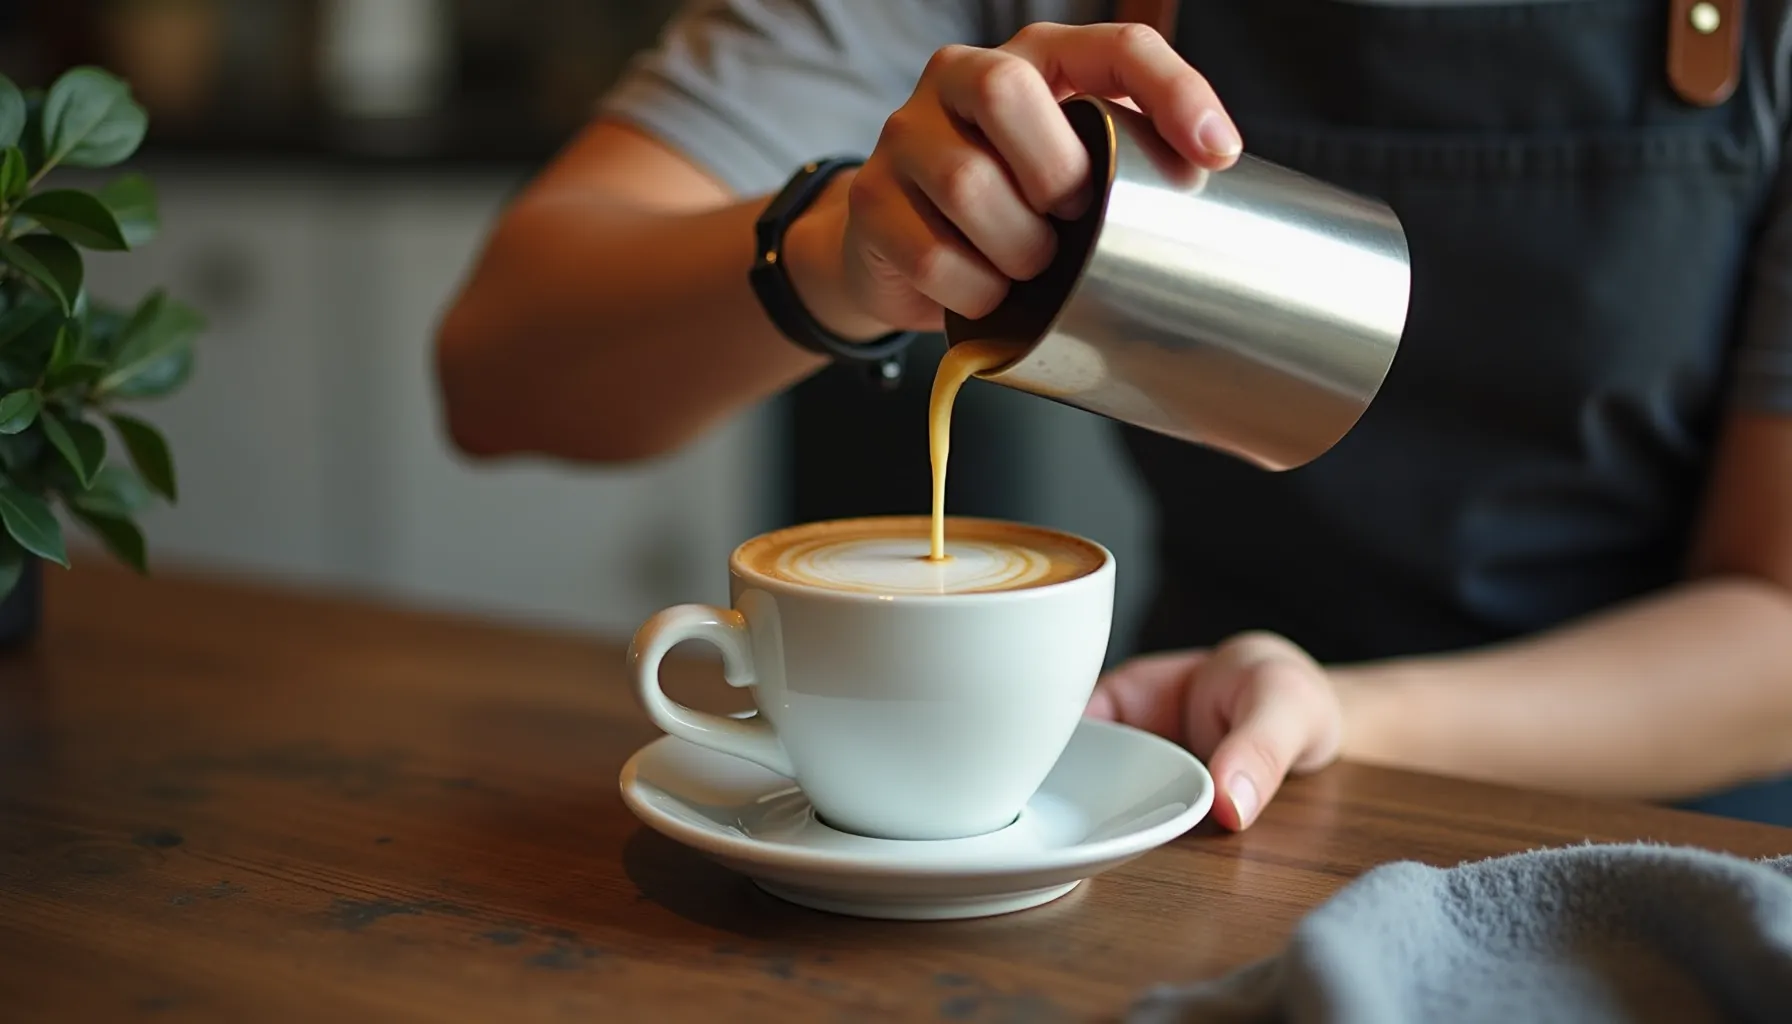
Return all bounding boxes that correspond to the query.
[944,94,1412,471]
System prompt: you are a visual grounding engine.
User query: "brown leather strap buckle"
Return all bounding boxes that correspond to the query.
[1668,0,1745,106]
[1114,0,1179,37]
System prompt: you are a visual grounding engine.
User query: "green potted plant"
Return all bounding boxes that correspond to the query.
[0,66,200,650]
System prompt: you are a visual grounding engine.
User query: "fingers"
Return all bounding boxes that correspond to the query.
[1086,650,1207,745]
[1097,634,1339,833]
[1205,664,1322,831]
[888,110,1058,280]
[845,26,1239,326]
[935,46,1094,219]
[847,163,1010,318]
[1001,22,1240,169]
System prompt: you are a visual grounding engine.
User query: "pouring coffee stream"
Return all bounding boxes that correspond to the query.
[927,339,1028,561]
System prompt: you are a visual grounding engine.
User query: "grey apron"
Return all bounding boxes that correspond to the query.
[1125,1,1789,822]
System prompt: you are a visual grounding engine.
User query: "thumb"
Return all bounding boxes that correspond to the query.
[1206,685,1312,831]
[1086,650,1207,744]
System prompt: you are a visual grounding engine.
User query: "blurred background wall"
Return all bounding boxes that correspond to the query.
[0,0,1158,658]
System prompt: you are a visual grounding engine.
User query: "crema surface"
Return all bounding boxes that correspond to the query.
[736,516,1103,595]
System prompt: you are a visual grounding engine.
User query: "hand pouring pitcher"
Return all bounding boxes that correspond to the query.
[944,94,1412,470]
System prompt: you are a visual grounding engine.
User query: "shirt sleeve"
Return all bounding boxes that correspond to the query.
[594,0,990,197]
[594,1,1108,197]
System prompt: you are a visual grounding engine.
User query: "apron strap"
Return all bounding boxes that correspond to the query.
[1668,0,1745,105]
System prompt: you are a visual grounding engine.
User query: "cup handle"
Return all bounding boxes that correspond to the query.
[627,604,795,778]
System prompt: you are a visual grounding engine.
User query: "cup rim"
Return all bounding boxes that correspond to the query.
[727,514,1115,605]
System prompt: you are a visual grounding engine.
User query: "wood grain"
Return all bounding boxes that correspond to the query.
[1,563,1788,1023]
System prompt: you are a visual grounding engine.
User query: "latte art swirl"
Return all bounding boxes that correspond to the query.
[736,515,1104,596]
[778,536,1055,595]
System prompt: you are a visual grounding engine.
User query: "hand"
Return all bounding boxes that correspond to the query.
[1085,631,1343,830]
[785,22,1242,339]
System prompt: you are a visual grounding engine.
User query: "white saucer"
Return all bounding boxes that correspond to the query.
[618,717,1214,920]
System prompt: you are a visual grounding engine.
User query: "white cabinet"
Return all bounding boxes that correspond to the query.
[80,171,342,584]
[79,165,776,639]
[348,175,776,631]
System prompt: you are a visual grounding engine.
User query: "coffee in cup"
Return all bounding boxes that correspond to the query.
[735,514,1102,595]
[629,514,1115,841]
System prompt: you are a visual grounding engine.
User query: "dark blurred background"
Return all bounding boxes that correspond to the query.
[0,0,1156,654]
[0,0,678,164]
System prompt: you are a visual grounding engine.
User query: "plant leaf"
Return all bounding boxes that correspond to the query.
[46,298,98,389]
[38,410,104,489]
[69,463,151,518]
[79,302,128,363]
[69,504,145,573]
[0,74,23,150]
[110,346,191,399]
[0,480,67,566]
[0,305,61,392]
[98,291,202,397]
[0,147,25,203]
[47,322,77,376]
[0,390,38,434]
[0,426,41,474]
[0,234,82,312]
[16,190,129,250]
[18,235,83,306]
[0,534,21,601]
[97,174,157,247]
[0,293,53,351]
[107,413,175,501]
[45,359,106,391]
[40,67,147,170]
[19,90,44,174]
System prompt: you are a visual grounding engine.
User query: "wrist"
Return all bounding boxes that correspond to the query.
[1331,662,1409,767]
[780,171,895,342]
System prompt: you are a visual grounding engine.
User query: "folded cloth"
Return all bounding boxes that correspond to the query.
[1128,843,1792,1024]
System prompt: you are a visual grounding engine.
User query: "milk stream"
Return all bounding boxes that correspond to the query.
[928,340,1026,561]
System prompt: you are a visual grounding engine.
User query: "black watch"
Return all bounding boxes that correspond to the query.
[750,156,920,390]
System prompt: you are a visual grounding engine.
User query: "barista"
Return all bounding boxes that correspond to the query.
[435,1,1792,829]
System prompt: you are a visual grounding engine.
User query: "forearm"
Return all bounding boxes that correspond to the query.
[1337,576,1792,800]
[435,178,871,463]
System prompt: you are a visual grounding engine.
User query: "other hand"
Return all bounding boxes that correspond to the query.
[788,22,1242,338]
[1085,631,1343,830]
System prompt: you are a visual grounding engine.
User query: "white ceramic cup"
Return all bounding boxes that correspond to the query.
[628,519,1116,841]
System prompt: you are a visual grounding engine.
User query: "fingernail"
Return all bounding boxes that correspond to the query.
[1227,773,1259,826]
[1195,112,1242,159]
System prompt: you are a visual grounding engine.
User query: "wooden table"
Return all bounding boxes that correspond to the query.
[3,565,1789,1023]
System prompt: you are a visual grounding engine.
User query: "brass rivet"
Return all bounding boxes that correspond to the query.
[1690,1,1721,34]
[764,250,778,264]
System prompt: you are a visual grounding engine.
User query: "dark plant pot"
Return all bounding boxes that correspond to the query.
[0,557,42,652]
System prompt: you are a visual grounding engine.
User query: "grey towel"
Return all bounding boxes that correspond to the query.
[1129,843,1792,1024]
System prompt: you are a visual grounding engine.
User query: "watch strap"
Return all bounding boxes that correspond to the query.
[750,157,919,388]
